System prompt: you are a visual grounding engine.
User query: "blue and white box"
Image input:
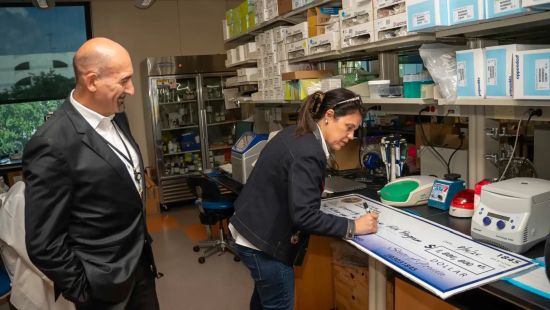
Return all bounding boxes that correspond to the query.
[485,0,530,19]
[449,0,485,25]
[513,48,550,99]
[523,0,550,8]
[406,0,450,31]
[457,48,485,98]
[485,44,549,98]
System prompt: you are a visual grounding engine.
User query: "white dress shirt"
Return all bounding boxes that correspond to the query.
[69,91,142,195]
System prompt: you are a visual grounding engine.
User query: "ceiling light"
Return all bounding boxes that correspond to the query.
[32,0,55,9]
[134,0,156,9]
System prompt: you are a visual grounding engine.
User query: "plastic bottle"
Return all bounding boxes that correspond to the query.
[0,176,9,194]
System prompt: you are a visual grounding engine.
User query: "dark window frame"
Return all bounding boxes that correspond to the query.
[0,1,92,105]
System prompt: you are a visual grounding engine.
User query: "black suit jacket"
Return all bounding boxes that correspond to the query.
[23,98,154,304]
[230,125,350,266]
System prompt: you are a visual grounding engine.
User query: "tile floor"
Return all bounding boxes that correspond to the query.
[149,206,253,310]
[0,206,254,310]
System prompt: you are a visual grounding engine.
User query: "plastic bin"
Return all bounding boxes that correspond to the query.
[367,80,390,98]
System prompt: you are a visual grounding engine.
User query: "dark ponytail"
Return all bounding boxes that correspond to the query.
[295,88,365,136]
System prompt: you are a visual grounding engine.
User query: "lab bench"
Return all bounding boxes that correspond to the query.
[207,172,549,309]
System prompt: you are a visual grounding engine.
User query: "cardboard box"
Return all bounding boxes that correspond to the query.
[307,7,340,37]
[286,39,309,59]
[485,0,530,19]
[341,21,374,48]
[513,48,550,99]
[332,139,362,170]
[145,174,160,216]
[448,0,485,25]
[406,0,451,32]
[485,44,550,98]
[282,70,332,80]
[278,0,293,15]
[416,123,468,149]
[456,48,485,98]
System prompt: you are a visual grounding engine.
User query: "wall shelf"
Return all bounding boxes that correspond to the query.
[161,125,199,131]
[287,34,437,63]
[446,98,550,107]
[361,98,436,105]
[434,11,550,40]
[225,59,257,68]
[224,0,341,48]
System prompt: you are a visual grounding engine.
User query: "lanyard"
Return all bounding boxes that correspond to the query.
[105,121,142,185]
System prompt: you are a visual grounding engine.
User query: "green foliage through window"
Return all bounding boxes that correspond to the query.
[0,99,63,155]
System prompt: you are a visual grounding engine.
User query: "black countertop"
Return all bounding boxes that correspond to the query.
[209,172,549,309]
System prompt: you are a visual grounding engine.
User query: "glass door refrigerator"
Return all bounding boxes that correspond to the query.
[142,55,239,210]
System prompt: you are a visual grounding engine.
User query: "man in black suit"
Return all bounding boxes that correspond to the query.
[23,37,160,309]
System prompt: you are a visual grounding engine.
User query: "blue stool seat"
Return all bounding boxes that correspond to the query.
[202,198,233,210]
[0,267,11,298]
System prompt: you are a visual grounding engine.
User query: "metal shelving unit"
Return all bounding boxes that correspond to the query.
[225,59,258,68]
[224,0,341,48]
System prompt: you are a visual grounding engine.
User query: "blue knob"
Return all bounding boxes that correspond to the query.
[483,217,491,226]
[497,220,505,230]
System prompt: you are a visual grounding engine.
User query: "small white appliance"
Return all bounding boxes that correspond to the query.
[378,175,437,207]
[471,178,550,253]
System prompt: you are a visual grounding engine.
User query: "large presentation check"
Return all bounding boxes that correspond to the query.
[321,194,536,299]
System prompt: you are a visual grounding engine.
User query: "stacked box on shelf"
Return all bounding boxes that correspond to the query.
[485,44,549,98]
[308,7,342,54]
[340,1,375,49]
[225,42,258,67]
[448,0,484,26]
[237,67,259,82]
[456,48,485,98]
[512,48,550,99]
[485,0,535,20]
[406,0,451,32]
[286,22,310,59]
[523,0,550,8]
[374,0,410,41]
[309,31,341,55]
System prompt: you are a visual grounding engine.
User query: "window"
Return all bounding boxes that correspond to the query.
[0,3,90,161]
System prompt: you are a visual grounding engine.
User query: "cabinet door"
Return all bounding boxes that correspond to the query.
[154,76,203,178]
[202,74,240,169]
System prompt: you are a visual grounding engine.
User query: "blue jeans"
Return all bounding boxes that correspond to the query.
[235,244,294,310]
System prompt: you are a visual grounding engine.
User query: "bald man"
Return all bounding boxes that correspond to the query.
[23,37,160,309]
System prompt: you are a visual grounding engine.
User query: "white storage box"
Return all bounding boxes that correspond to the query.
[485,44,550,98]
[308,32,341,54]
[375,11,408,31]
[287,39,309,59]
[456,48,485,98]
[237,67,259,77]
[513,48,550,99]
[285,22,309,44]
[406,0,451,31]
[376,0,406,9]
[341,22,375,48]
[485,0,531,19]
[523,0,550,8]
[448,0,485,25]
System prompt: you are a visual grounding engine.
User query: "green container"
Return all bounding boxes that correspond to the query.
[403,80,432,98]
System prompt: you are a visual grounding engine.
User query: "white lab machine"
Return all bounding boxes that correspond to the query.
[471,178,550,253]
[231,132,268,184]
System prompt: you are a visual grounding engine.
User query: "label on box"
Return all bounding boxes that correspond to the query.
[413,11,431,27]
[535,59,549,90]
[453,5,474,22]
[487,58,497,86]
[495,0,520,13]
[457,61,466,87]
